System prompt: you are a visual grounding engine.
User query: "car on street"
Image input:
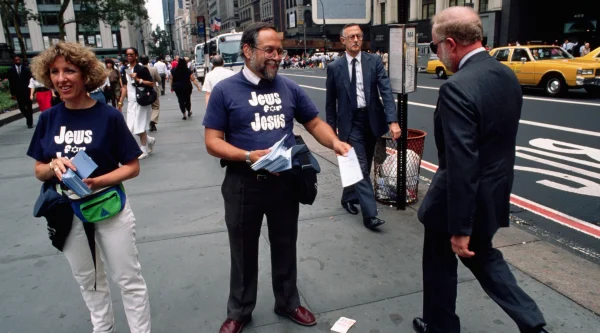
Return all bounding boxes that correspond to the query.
[489,45,600,97]
[426,55,453,79]
[579,46,600,62]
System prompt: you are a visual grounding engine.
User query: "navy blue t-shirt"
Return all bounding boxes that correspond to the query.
[27,102,142,178]
[202,72,319,150]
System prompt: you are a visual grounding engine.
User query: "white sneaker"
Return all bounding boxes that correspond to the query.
[148,136,156,153]
[138,152,150,160]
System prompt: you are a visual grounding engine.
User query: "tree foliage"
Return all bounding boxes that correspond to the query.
[0,0,40,60]
[148,25,169,57]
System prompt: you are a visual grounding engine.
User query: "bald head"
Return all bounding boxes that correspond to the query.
[211,54,224,67]
[432,6,483,46]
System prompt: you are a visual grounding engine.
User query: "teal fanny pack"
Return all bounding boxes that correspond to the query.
[71,184,127,223]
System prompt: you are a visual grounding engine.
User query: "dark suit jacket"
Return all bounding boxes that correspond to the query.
[325,52,396,141]
[8,64,32,98]
[417,51,522,237]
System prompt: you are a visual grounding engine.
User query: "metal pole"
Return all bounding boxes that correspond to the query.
[303,22,307,57]
[395,0,410,210]
[319,0,326,55]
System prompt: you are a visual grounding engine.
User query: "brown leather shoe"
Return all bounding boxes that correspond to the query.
[275,306,317,326]
[219,318,246,333]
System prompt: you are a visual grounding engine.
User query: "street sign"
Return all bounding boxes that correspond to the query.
[388,24,418,94]
[311,0,371,24]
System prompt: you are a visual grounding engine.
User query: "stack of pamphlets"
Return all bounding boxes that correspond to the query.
[250,134,294,173]
[61,151,98,197]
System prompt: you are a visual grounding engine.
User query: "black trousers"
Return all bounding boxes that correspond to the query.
[222,165,301,322]
[159,74,166,94]
[423,228,546,333]
[341,108,378,218]
[174,87,191,114]
[17,94,33,127]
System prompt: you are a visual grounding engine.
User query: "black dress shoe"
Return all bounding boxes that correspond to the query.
[363,216,385,230]
[412,317,427,333]
[341,201,359,215]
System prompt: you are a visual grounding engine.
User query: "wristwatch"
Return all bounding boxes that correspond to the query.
[245,151,252,165]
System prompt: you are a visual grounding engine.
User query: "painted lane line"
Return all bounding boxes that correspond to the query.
[516,152,600,180]
[284,73,600,107]
[419,160,600,239]
[516,147,600,169]
[519,120,600,138]
[297,84,600,137]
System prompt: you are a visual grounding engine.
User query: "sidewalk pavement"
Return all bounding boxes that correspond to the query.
[0,90,599,333]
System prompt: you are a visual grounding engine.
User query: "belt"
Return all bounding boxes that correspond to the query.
[36,87,50,92]
[224,161,272,181]
[356,107,367,112]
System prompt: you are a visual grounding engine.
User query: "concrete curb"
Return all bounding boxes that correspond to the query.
[0,104,40,127]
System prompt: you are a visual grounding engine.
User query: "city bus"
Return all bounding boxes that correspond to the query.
[194,30,243,82]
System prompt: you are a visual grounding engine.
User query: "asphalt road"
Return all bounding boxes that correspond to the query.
[280,68,600,263]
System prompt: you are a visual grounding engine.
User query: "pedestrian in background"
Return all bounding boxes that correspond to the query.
[170,57,201,120]
[27,41,152,333]
[154,56,168,95]
[28,77,53,112]
[118,47,156,160]
[140,54,162,132]
[201,55,235,106]
[413,7,548,333]
[8,56,34,128]
[104,58,121,108]
[203,22,351,333]
[325,23,399,230]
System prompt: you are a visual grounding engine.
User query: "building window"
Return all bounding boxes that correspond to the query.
[7,13,28,27]
[36,0,61,4]
[40,12,60,25]
[42,35,60,49]
[380,3,385,24]
[449,0,465,6]
[479,0,488,12]
[422,0,435,20]
[12,37,33,52]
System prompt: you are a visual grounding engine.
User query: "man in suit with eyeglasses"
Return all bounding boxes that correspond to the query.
[326,23,399,230]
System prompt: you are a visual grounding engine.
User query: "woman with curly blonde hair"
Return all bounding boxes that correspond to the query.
[27,42,152,333]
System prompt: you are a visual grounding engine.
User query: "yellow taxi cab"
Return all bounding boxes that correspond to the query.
[579,46,600,62]
[489,45,600,97]
[426,56,453,79]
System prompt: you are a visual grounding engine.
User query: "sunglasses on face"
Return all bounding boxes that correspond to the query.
[429,39,445,54]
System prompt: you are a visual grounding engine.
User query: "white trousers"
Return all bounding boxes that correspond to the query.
[62,201,151,333]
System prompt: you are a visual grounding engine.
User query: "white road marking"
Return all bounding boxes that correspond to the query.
[283,72,600,107]
[516,152,600,180]
[516,147,600,169]
[296,83,600,138]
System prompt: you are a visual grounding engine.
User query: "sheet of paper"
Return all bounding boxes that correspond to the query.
[331,317,356,333]
[337,148,363,187]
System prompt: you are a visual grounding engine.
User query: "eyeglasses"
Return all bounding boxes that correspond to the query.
[342,34,364,41]
[252,46,287,59]
[429,40,445,54]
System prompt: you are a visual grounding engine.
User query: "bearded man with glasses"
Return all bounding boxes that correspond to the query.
[203,22,351,333]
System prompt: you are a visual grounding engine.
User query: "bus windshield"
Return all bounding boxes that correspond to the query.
[219,36,242,64]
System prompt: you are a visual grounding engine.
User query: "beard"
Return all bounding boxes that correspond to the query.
[250,52,279,81]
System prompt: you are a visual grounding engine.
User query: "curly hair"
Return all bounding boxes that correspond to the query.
[30,42,108,92]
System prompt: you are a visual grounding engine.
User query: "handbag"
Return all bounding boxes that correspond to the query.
[71,184,127,223]
[133,66,157,106]
[288,135,321,205]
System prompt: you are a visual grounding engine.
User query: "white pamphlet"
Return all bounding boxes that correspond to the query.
[337,148,363,187]
[331,317,356,333]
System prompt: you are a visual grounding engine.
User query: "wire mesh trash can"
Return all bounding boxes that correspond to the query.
[373,129,427,205]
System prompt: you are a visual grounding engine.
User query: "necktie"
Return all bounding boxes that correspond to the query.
[17,66,20,76]
[350,58,357,110]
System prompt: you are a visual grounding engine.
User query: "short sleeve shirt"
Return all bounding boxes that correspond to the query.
[27,102,142,177]
[202,67,236,93]
[202,72,319,150]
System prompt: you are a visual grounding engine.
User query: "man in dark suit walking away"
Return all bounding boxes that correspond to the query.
[8,56,34,128]
[413,7,548,333]
[326,23,400,230]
